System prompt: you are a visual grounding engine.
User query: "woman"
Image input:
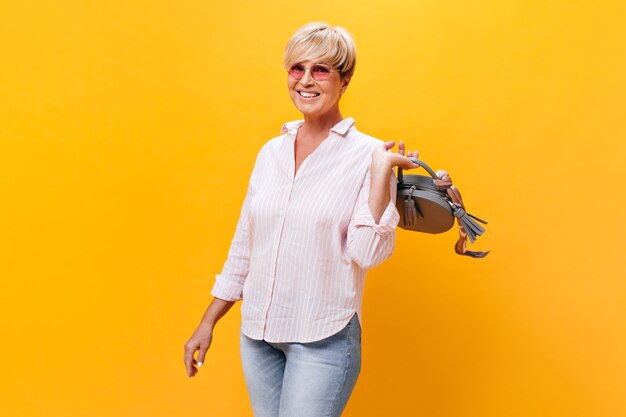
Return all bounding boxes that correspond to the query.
[184,22,421,416]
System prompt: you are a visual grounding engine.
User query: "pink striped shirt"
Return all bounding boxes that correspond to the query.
[211,117,400,343]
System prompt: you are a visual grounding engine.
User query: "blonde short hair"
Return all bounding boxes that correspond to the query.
[283,22,357,80]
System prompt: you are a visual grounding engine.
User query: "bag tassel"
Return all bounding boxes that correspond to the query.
[452,205,486,243]
[403,186,422,226]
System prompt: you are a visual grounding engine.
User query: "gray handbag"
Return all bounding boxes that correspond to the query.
[397,158,489,257]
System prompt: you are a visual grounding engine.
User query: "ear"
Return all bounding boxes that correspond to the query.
[340,76,351,94]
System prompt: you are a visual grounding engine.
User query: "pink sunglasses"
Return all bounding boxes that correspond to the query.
[288,63,340,81]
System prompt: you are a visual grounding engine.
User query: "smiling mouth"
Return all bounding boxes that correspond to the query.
[298,91,320,98]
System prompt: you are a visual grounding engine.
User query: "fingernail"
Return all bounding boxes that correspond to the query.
[198,361,203,367]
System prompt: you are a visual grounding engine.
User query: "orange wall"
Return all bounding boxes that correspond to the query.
[1,1,625,416]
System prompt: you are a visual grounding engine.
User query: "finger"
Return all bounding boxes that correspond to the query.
[405,158,420,169]
[383,140,395,151]
[184,343,199,377]
[398,141,405,155]
[196,345,209,368]
[393,154,420,169]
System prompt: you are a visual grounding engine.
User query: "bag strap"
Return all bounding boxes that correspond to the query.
[400,157,490,258]
[398,158,438,183]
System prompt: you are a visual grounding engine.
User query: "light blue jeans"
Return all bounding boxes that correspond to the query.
[240,313,362,417]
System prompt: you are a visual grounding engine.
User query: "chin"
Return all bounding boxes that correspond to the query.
[294,104,321,116]
[301,109,325,118]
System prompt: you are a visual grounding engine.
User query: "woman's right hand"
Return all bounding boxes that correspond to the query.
[184,322,214,378]
[183,297,236,378]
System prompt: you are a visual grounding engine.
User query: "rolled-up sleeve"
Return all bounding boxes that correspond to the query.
[347,167,400,269]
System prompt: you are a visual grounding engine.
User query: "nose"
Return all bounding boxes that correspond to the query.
[299,68,315,86]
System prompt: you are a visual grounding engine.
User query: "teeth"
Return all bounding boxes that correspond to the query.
[299,91,319,98]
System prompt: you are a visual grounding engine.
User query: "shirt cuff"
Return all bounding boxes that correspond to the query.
[352,199,400,235]
[210,275,243,301]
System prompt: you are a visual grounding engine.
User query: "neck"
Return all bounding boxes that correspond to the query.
[300,108,344,138]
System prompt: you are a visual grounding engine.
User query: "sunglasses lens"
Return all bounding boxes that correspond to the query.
[311,65,331,80]
[289,64,305,79]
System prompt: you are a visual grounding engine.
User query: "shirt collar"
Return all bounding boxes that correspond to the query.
[280,117,355,137]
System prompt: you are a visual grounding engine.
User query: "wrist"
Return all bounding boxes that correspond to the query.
[199,307,220,330]
[199,318,216,330]
[371,158,394,182]
[371,152,393,170]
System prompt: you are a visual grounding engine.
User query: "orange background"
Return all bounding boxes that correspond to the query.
[1,1,625,416]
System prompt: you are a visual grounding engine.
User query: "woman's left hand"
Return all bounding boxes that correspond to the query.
[371,140,420,171]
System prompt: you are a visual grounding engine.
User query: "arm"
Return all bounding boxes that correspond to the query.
[183,186,254,378]
[368,156,397,224]
[184,150,263,378]
[198,296,236,328]
[347,165,399,269]
[347,140,419,269]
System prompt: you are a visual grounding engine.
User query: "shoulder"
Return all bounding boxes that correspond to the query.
[349,128,385,146]
[258,135,281,152]
[247,124,294,171]
[256,133,289,159]
[257,119,302,153]
[344,124,387,156]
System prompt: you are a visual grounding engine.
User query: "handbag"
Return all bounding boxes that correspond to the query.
[396,158,490,258]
